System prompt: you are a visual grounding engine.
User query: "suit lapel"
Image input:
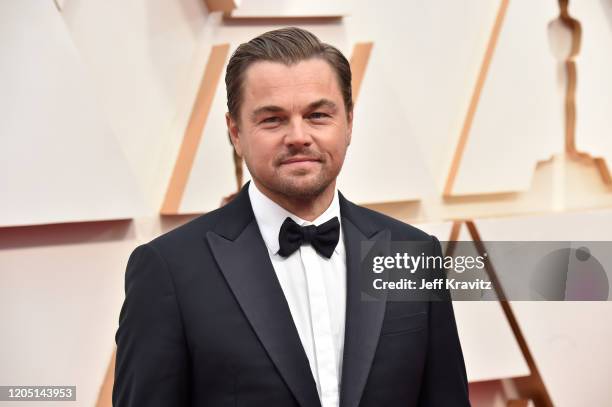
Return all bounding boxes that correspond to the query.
[205,183,321,407]
[339,193,390,407]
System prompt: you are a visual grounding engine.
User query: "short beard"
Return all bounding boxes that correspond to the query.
[273,170,332,200]
[265,148,337,200]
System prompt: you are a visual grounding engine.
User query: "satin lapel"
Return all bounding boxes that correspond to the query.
[207,220,321,407]
[339,209,390,407]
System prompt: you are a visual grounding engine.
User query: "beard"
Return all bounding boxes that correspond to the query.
[272,166,333,199]
[246,147,343,201]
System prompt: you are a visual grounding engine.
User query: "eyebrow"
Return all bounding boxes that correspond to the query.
[250,99,338,122]
[250,105,284,122]
[307,99,338,112]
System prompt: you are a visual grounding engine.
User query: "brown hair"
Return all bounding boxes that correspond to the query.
[225,27,352,123]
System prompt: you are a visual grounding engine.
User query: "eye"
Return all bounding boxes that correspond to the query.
[261,116,281,124]
[308,112,331,120]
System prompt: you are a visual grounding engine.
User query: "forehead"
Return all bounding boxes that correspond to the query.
[241,58,342,110]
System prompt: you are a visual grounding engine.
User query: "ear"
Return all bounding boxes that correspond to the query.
[226,112,243,157]
[346,110,353,146]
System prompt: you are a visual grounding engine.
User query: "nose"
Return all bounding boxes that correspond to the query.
[284,117,312,147]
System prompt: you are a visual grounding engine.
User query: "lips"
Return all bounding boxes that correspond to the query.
[280,157,320,165]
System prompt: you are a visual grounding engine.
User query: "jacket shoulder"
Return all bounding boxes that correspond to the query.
[344,200,434,242]
[146,203,231,252]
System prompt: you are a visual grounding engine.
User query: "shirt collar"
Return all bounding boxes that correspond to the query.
[248,181,343,257]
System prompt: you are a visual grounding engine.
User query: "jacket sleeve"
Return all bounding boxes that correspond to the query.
[113,243,190,407]
[418,235,471,406]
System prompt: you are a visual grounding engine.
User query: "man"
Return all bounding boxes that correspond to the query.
[113,27,469,407]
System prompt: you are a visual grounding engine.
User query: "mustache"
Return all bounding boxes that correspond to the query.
[275,149,324,164]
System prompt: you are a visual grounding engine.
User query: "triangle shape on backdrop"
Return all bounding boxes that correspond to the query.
[447,0,564,196]
[0,0,143,227]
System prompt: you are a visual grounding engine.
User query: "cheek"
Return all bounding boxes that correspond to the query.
[246,136,277,166]
[325,135,349,160]
[333,146,348,166]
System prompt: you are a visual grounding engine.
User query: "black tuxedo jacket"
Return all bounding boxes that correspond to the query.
[113,181,469,407]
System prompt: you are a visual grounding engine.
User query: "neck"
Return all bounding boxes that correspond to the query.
[253,179,336,222]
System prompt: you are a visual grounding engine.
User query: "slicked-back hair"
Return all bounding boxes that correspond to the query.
[225,27,353,124]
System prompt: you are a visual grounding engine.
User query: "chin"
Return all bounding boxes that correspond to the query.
[277,177,333,198]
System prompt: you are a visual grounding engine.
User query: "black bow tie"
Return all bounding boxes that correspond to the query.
[278,216,340,259]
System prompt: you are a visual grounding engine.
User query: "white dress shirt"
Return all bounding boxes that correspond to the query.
[248,181,346,407]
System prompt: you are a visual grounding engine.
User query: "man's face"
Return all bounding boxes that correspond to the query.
[226,58,352,200]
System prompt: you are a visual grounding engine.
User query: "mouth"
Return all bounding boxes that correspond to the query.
[280,157,321,165]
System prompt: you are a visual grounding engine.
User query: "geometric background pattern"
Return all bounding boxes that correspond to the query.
[1,1,612,406]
